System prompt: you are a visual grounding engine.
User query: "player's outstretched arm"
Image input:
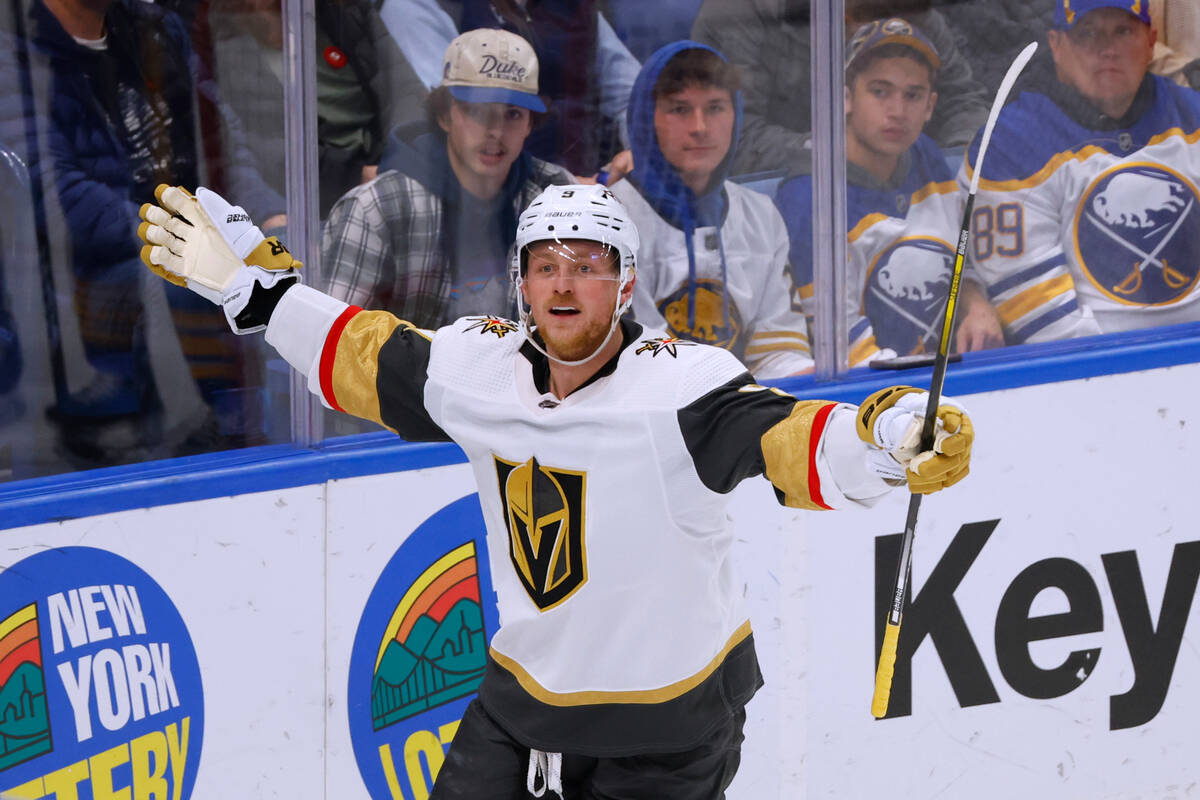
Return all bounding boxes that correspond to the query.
[856,385,973,494]
[138,183,302,334]
[139,183,448,443]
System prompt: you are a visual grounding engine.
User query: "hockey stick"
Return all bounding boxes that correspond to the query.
[871,41,1039,720]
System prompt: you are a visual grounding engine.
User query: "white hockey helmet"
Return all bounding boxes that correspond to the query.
[510,184,640,365]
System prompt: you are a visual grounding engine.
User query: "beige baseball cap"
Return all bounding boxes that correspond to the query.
[441,28,546,112]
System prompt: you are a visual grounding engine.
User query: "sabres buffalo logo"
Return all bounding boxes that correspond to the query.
[657,279,742,350]
[464,316,518,338]
[494,456,587,611]
[1075,164,1200,306]
[863,237,953,353]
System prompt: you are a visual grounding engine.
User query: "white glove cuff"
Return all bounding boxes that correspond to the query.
[265,284,350,380]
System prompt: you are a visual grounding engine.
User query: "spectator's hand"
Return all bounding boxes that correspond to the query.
[602,150,633,185]
[954,280,1005,352]
[856,385,973,494]
[576,150,635,186]
[261,214,288,232]
[138,184,301,335]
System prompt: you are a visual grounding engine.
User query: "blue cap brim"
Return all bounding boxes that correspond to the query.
[1054,1,1151,28]
[448,85,546,113]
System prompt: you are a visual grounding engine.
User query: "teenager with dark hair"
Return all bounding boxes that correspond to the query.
[609,42,815,378]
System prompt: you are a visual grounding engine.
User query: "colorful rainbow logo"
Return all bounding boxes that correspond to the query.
[370,542,488,729]
[0,604,52,771]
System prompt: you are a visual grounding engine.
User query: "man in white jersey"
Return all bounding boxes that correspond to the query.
[963,0,1200,343]
[137,181,974,798]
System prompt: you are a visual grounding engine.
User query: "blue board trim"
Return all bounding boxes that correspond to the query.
[3,322,1198,531]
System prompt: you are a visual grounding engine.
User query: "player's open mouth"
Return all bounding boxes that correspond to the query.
[550,306,580,316]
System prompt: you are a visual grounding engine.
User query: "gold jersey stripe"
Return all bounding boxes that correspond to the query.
[849,212,890,245]
[849,335,880,366]
[908,178,959,209]
[996,273,1075,326]
[760,400,838,510]
[750,330,809,341]
[489,620,753,706]
[744,341,811,356]
[967,126,1200,192]
[329,311,409,430]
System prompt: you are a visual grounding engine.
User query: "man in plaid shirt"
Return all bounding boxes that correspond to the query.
[321,28,572,327]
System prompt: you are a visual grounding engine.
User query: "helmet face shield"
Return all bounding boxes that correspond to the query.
[510,185,640,366]
[523,239,622,283]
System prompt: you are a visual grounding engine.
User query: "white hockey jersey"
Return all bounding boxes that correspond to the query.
[960,71,1200,343]
[610,179,814,379]
[264,285,891,754]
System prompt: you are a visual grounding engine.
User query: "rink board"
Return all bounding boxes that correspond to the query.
[1,362,1198,799]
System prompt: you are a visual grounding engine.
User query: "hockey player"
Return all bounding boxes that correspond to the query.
[962,0,1200,344]
[609,42,815,379]
[137,181,973,798]
[774,18,1004,366]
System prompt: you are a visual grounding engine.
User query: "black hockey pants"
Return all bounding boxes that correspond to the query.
[429,698,746,799]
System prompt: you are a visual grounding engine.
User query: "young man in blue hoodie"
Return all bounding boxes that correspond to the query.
[608,42,815,379]
[320,28,572,328]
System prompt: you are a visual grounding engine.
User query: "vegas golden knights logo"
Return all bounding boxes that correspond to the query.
[494,456,587,610]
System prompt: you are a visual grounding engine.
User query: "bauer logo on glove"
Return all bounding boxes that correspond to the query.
[857,384,974,494]
[137,184,302,334]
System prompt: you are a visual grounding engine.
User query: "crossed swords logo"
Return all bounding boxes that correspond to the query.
[1084,196,1195,295]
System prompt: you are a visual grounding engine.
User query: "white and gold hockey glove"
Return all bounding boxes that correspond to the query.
[138,184,301,334]
[856,385,973,494]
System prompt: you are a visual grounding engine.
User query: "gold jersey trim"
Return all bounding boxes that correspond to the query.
[489,620,753,706]
[996,273,1075,325]
[760,400,838,510]
[967,126,1200,193]
[329,311,428,430]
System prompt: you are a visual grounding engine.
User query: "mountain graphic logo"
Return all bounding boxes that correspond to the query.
[0,604,52,772]
[370,541,487,731]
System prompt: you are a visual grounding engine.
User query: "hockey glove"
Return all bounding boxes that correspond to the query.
[857,385,973,494]
[138,184,301,334]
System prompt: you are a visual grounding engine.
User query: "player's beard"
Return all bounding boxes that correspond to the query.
[536,312,615,363]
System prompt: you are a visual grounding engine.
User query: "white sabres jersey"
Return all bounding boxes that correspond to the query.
[610,178,814,379]
[776,135,963,366]
[960,72,1200,343]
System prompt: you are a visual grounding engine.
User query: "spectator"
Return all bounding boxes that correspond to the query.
[321,28,572,327]
[775,18,1003,365]
[1149,0,1200,88]
[690,0,989,175]
[208,0,428,217]
[963,0,1200,344]
[0,0,285,467]
[609,42,814,379]
[378,0,640,177]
